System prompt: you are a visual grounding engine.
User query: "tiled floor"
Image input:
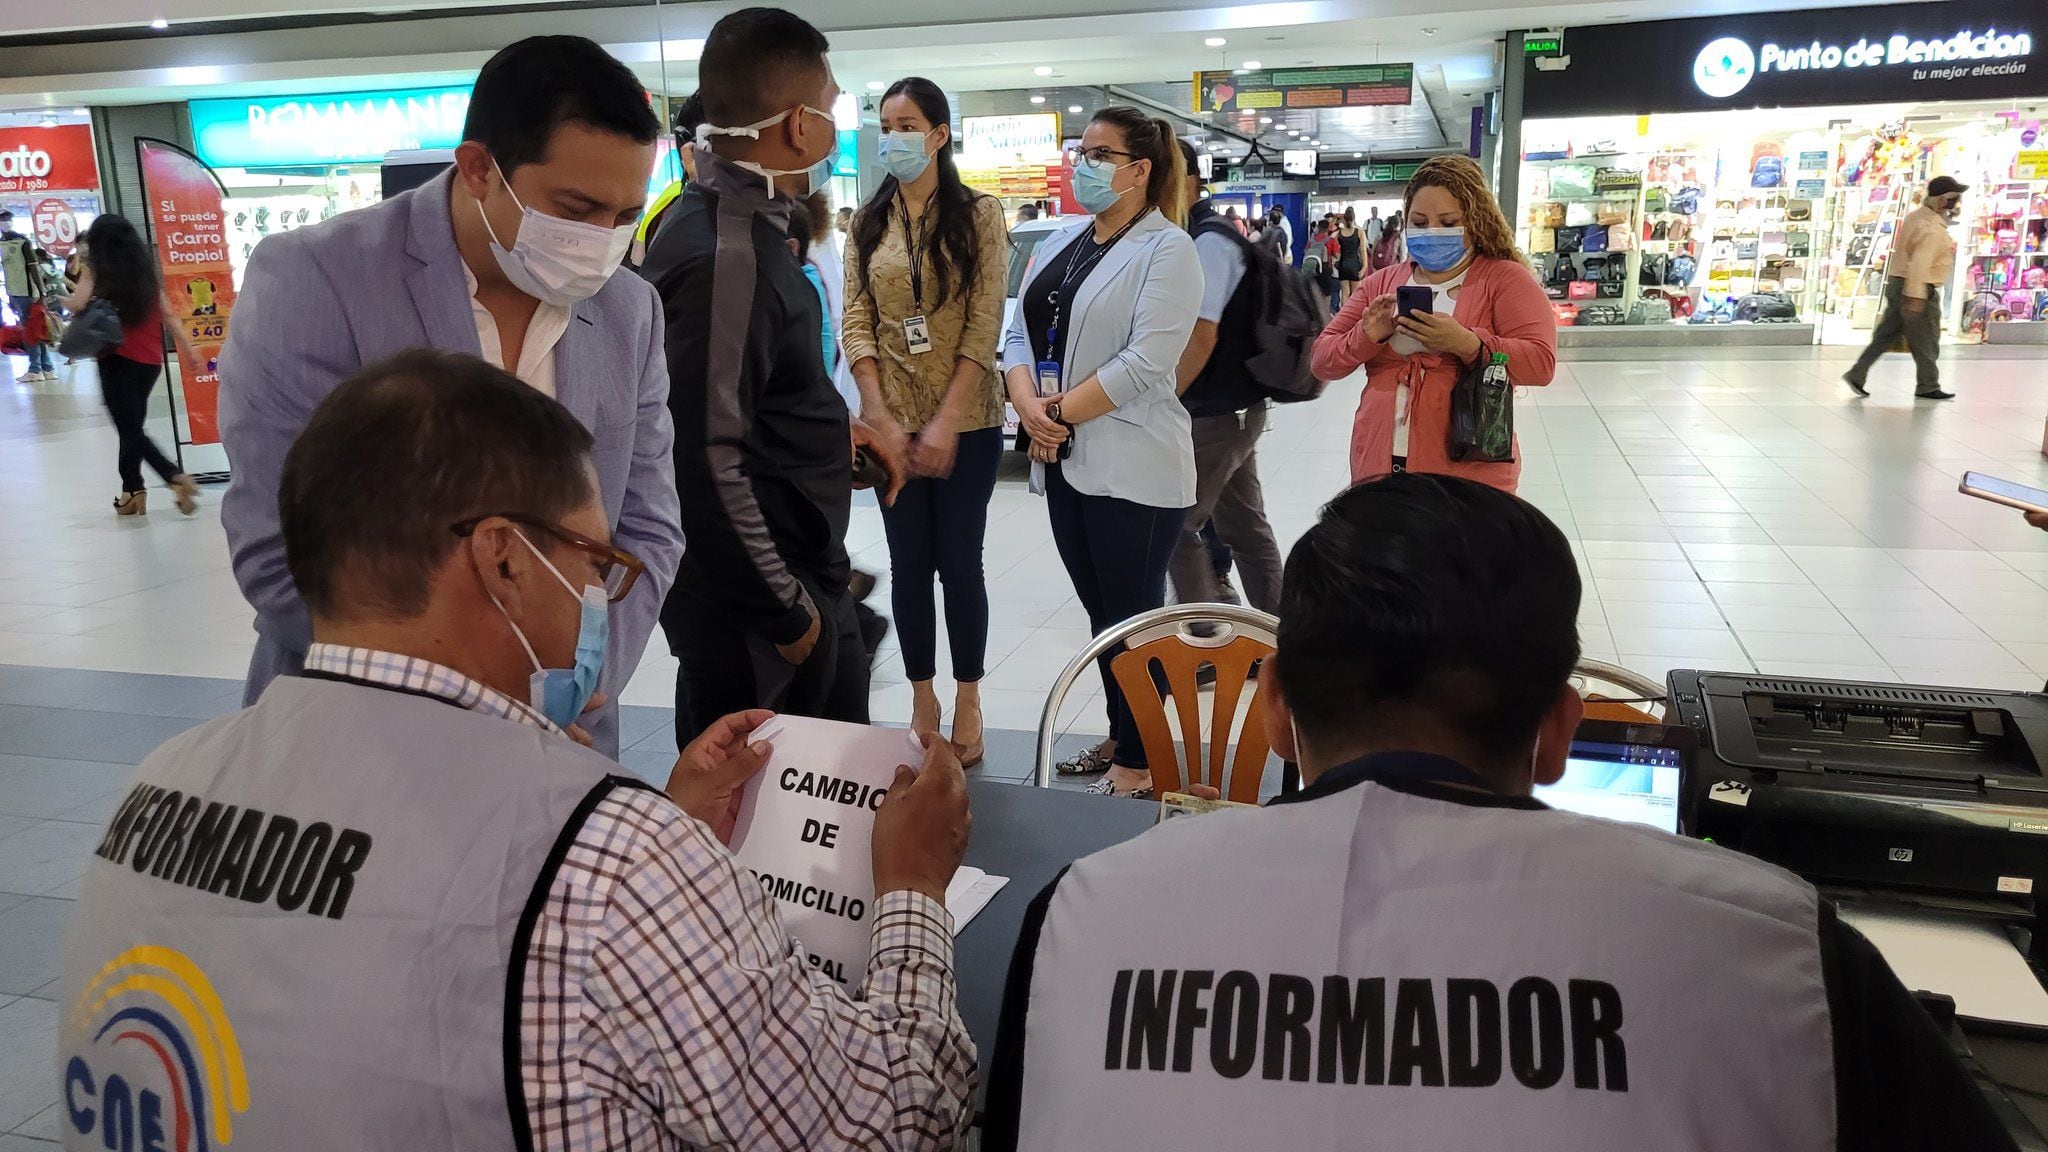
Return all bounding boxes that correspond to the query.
[4,341,2048,1137]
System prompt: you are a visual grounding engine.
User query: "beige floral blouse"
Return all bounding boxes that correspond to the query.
[840,192,1009,433]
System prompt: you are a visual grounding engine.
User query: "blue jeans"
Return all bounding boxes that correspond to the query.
[9,295,49,373]
[1044,462,1188,770]
[879,426,1004,682]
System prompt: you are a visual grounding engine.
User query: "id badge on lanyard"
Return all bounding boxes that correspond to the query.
[904,314,933,355]
[1036,322,1062,397]
[900,200,935,355]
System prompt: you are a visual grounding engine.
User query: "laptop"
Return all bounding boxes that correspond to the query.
[1535,718,1694,835]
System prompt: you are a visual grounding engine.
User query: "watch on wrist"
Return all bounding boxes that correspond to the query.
[1046,399,1066,424]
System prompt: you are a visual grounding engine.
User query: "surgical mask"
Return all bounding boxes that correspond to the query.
[697,105,838,197]
[877,130,935,182]
[1071,155,1133,214]
[478,161,634,306]
[1405,225,1469,273]
[487,530,609,730]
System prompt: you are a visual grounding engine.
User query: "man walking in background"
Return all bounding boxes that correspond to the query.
[0,211,53,381]
[218,36,683,756]
[1845,175,1963,401]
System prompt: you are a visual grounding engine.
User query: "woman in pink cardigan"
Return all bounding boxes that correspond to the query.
[1311,155,1557,492]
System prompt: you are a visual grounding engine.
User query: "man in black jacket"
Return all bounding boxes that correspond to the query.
[643,7,900,742]
[1168,142,1283,615]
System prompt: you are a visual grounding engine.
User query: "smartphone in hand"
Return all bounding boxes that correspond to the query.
[1960,471,2048,515]
[1396,284,1434,320]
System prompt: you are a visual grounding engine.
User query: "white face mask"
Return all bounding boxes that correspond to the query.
[696,105,838,197]
[478,160,633,306]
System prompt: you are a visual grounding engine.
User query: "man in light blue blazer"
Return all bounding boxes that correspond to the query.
[218,37,684,757]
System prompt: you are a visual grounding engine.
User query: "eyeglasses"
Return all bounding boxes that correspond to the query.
[451,514,646,603]
[1070,146,1136,166]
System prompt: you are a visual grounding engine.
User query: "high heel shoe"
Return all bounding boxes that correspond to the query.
[113,491,147,517]
[169,474,200,516]
[910,687,943,748]
[950,700,985,769]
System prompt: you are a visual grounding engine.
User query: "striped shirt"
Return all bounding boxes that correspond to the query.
[303,645,977,1150]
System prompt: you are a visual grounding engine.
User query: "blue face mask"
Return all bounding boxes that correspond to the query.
[490,530,610,730]
[1405,225,1469,272]
[877,130,935,182]
[1070,155,1132,214]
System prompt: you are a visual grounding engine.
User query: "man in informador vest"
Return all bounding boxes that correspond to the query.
[984,472,2012,1152]
[60,349,976,1151]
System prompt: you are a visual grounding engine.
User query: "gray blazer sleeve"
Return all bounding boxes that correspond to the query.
[1093,229,1203,409]
[217,234,358,656]
[604,284,685,693]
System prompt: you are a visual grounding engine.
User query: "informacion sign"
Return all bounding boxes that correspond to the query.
[726,716,926,988]
[138,140,237,446]
[1195,63,1414,114]
[31,197,77,256]
[189,85,472,168]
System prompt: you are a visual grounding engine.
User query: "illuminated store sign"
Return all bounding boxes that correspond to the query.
[191,85,472,168]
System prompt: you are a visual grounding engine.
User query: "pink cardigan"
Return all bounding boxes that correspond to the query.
[1310,257,1557,491]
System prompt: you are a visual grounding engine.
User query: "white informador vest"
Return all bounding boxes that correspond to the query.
[1017,780,1837,1151]
[58,676,633,1152]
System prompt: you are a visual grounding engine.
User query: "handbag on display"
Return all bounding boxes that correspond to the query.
[1565,201,1596,227]
[1627,297,1674,324]
[1551,164,1596,198]
[1568,279,1597,300]
[1607,224,1634,252]
[1551,301,1580,325]
[1672,187,1703,215]
[1554,227,1584,255]
[1644,188,1669,214]
[1786,199,1813,221]
[1786,230,1812,257]
[1666,254,1697,286]
[1735,292,1798,322]
[1639,254,1670,285]
[1541,202,1567,228]
[1581,224,1609,253]
[1650,288,1695,319]
[1527,226,1555,254]
[1759,231,1787,257]
[1666,218,1692,245]
[1593,167,1642,193]
[1735,238,1760,260]
[1575,305,1627,325]
[56,298,123,359]
[1595,202,1630,227]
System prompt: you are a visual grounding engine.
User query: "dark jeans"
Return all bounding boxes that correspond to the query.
[1168,405,1284,614]
[1044,462,1188,770]
[98,354,180,492]
[880,426,1003,682]
[1847,280,1942,392]
[666,577,868,745]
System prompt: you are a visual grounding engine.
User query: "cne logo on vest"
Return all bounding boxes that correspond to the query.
[64,946,250,1152]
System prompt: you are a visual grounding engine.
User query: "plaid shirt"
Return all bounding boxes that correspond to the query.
[304,645,977,1150]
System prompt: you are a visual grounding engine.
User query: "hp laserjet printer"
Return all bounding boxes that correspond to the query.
[1667,671,2048,907]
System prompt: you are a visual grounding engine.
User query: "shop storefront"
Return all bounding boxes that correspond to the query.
[0,118,102,258]
[1515,1,2044,342]
[956,112,1066,217]
[187,85,470,286]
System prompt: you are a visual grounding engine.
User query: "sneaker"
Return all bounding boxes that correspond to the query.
[1216,574,1242,606]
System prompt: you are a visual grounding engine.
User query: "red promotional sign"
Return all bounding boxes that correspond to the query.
[0,125,99,195]
[31,197,77,256]
[137,139,236,446]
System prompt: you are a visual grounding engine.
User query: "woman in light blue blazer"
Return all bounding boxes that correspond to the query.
[1001,107,1203,797]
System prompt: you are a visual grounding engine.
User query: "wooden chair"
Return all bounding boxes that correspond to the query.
[1034,603,1280,803]
[1574,659,1671,723]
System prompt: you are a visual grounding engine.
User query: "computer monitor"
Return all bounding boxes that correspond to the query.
[1536,719,1692,834]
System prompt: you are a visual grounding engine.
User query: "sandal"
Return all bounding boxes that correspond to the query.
[1084,778,1154,801]
[1055,745,1114,776]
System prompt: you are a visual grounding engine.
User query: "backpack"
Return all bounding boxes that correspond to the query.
[1672,187,1702,215]
[1751,156,1785,188]
[1666,254,1697,286]
[1195,217,1329,404]
[1734,292,1797,322]
[1639,254,1669,285]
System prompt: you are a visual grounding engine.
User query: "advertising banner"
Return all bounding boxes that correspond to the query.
[1524,1,2040,117]
[137,139,236,447]
[1195,64,1414,114]
[31,197,80,256]
[190,85,471,168]
[0,125,100,196]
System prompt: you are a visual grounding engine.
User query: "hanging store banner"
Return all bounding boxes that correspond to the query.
[1524,1,2040,117]
[1195,64,1414,114]
[190,85,472,168]
[0,124,99,196]
[137,139,236,446]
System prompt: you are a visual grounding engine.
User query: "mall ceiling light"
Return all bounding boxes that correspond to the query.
[1068,104,1083,114]
[1258,116,1272,124]
[1034,66,1054,76]
[866,81,885,90]
[1353,151,1364,158]
[1421,27,1438,35]
[149,17,168,28]
[1205,36,1227,47]
[1029,94,1046,104]
[1242,60,1263,70]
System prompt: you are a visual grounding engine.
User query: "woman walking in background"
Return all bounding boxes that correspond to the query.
[842,76,1009,765]
[63,214,198,517]
[1001,106,1201,798]
[1311,154,1556,493]
[1336,206,1366,301]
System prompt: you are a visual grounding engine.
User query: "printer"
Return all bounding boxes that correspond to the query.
[1668,670,2048,915]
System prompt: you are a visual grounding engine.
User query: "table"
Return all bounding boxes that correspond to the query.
[954,779,1156,1083]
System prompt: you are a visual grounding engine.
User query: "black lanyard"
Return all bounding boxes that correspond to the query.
[897,190,929,312]
[1046,208,1149,352]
